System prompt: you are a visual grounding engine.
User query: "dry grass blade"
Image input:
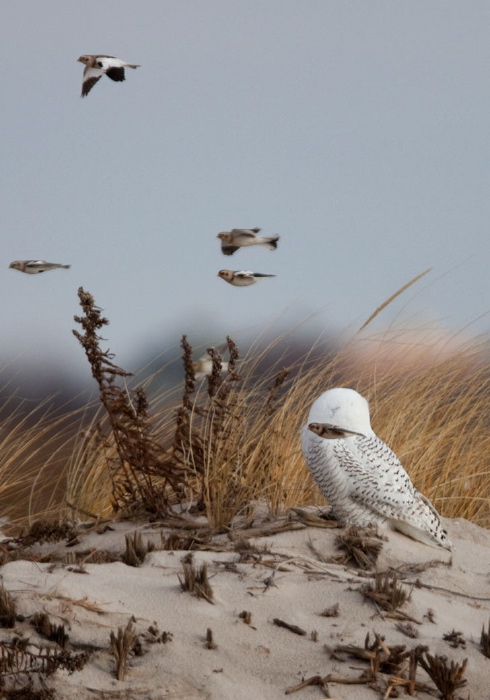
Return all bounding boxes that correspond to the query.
[358,268,432,331]
[285,675,332,695]
[42,594,108,615]
[109,618,139,681]
[0,397,91,526]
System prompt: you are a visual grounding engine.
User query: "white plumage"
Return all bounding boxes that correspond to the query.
[301,388,453,550]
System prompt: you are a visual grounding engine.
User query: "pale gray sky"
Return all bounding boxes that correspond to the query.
[2,1,489,384]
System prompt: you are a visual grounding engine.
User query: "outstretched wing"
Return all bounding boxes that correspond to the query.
[81,66,104,96]
[105,66,126,82]
[220,242,239,256]
[230,228,260,238]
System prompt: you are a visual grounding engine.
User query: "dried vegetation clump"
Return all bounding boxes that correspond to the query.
[171,335,290,528]
[417,651,468,700]
[121,530,156,567]
[109,618,139,681]
[70,289,290,527]
[31,613,69,649]
[361,571,411,616]
[335,524,384,569]
[0,638,91,695]
[20,520,77,546]
[178,555,214,604]
[319,634,469,699]
[72,288,188,518]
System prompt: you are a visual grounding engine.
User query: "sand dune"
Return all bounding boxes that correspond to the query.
[0,512,488,699]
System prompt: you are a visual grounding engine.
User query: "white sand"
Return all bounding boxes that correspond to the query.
[1,513,489,699]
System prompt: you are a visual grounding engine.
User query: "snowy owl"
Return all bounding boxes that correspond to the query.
[301,388,453,550]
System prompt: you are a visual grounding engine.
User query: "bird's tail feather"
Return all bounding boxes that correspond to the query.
[389,496,453,551]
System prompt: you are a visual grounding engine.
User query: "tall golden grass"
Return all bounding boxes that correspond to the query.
[0,398,90,523]
[2,276,489,531]
[60,320,490,531]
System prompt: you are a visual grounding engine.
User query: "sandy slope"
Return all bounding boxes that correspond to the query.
[1,513,489,699]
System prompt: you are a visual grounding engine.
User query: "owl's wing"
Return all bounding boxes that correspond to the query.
[334,436,416,514]
[302,428,452,550]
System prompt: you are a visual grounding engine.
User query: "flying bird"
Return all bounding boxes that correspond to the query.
[308,422,366,440]
[77,55,140,97]
[217,270,276,286]
[217,228,280,256]
[9,260,71,274]
[301,388,453,550]
[193,343,229,380]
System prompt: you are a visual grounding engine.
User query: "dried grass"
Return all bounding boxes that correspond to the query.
[1,279,489,533]
[0,399,87,525]
[109,618,138,681]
